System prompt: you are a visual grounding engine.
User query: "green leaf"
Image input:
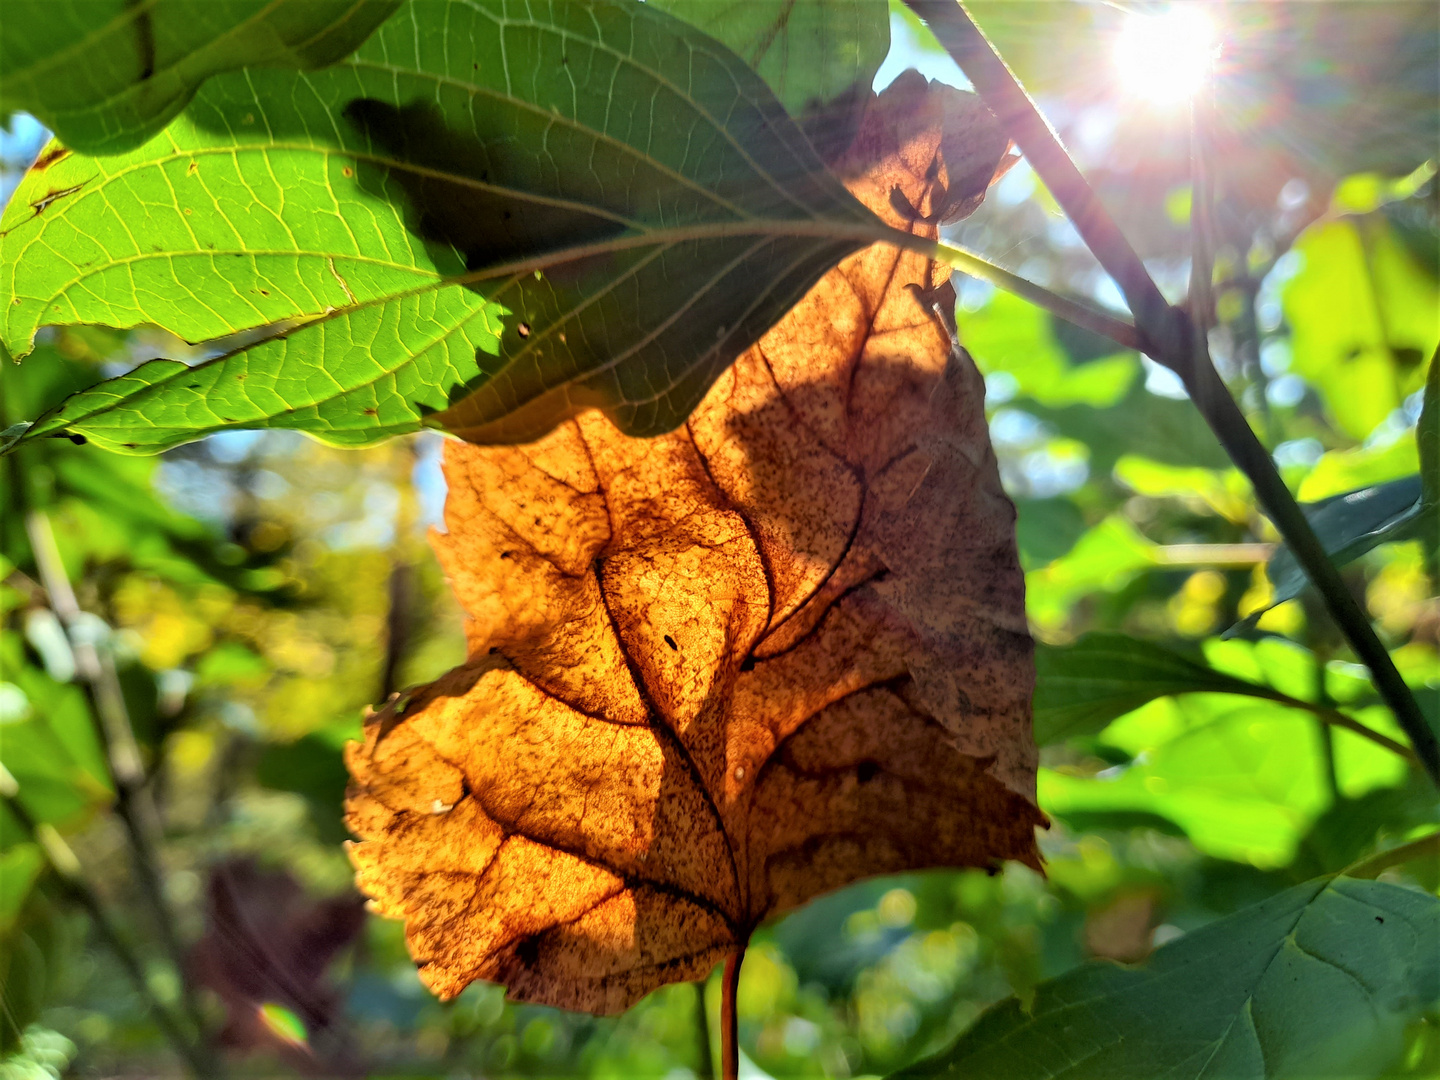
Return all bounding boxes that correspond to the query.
[0,634,112,829]
[0,843,44,936]
[1282,218,1439,441]
[896,876,1440,1080]
[961,290,1139,410]
[1034,633,1287,745]
[1,0,884,454]
[1420,344,1439,514]
[649,0,888,160]
[1249,476,1426,623]
[1025,516,1158,633]
[0,0,400,155]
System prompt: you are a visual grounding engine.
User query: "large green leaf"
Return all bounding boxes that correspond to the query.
[1,0,885,454]
[1282,218,1439,441]
[1034,633,1291,745]
[896,876,1440,1080]
[649,0,889,159]
[0,0,400,155]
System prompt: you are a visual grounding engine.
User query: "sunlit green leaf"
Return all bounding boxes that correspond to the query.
[1,0,882,454]
[0,636,112,830]
[0,843,44,935]
[0,0,400,155]
[1297,430,1418,501]
[1034,633,1293,745]
[1042,695,1330,866]
[897,876,1440,1080]
[1025,516,1157,632]
[1283,218,1439,440]
[960,290,1138,409]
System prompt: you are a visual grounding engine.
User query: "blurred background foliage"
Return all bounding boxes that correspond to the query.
[1,1,1437,1077]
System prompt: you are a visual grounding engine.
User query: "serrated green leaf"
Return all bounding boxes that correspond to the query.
[896,876,1440,1080]
[1034,632,1289,745]
[649,0,889,159]
[1,0,888,454]
[0,0,400,155]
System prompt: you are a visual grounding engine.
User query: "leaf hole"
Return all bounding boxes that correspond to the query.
[663,634,678,651]
[739,655,755,672]
[856,761,880,784]
[500,550,513,560]
[516,937,540,967]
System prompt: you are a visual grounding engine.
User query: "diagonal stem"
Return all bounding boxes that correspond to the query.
[903,0,1438,783]
[23,507,219,1066]
[0,785,208,1077]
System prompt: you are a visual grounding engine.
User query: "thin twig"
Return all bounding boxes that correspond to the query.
[720,945,745,1080]
[903,0,1438,783]
[931,241,1145,351]
[23,509,217,1064]
[1344,831,1440,880]
[0,787,208,1077]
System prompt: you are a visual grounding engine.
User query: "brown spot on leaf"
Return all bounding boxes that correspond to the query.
[32,146,70,171]
[345,75,1038,1015]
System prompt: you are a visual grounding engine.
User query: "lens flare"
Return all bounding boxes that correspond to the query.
[1114,6,1218,108]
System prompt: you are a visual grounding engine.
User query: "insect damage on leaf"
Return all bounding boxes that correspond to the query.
[344,71,1041,1014]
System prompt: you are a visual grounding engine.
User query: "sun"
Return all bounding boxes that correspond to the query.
[1113,5,1218,108]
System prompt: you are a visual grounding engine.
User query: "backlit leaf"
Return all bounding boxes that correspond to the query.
[1034,632,1291,745]
[897,876,1440,1080]
[345,77,1040,1013]
[0,0,400,154]
[1,0,895,454]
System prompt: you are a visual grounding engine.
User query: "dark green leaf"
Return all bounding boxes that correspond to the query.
[1034,632,1288,745]
[1252,476,1426,622]
[897,876,1440,1080]
[649,0,889,159]
[1,0,884,454]
[1420,344,1438,516]
[0,0,400,155]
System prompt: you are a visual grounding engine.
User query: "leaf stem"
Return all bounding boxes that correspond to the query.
[903,0,1439,784]
[720,944,745,1080]
[1343,831,1440,879]
[24,506,219,1069]
[930,240,1144,351]
[0,788,209,1078]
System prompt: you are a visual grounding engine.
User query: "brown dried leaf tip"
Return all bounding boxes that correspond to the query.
[345,73,1044,1015]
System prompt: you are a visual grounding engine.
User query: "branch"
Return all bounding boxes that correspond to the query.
[903,0,1438,783]
[932,241,1145,351]
[1344,831,1440,880]
[0,784,208,1078]
[23,508,218,1064]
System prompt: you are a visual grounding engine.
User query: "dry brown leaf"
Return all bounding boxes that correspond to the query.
[345,71,1044,1015]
